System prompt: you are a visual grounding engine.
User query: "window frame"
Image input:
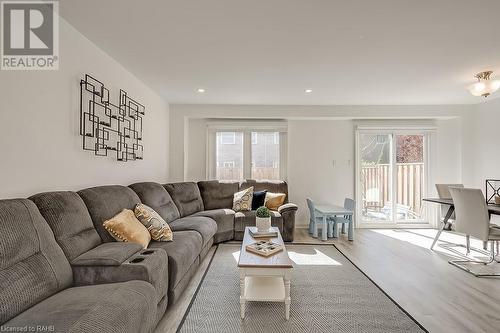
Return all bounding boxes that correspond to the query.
[355,125,435,229]
[206,122,287,181]
[251,132,258,145]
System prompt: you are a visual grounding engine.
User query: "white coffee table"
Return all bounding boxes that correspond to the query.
[238,227,293,320]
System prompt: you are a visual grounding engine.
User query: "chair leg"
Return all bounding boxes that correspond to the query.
[449,241,500,277]
[348,218,354,241]
[333,222,339,238]
[327,221,334,238]
[321,216,328,241]
[341,223,346,234]
[308,220,314,234]
[313,220,318,238]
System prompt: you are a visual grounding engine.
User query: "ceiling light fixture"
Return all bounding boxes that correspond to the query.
[197,88,206,93]
[305,89,313,93]
[468,71,500,97]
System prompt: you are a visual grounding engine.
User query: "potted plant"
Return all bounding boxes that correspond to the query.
[255,206,272,232]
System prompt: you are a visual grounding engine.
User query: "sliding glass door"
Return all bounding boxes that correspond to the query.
[357,129,428,227]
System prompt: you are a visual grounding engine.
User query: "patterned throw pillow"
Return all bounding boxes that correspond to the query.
[233,187,254,212]
[134,204,173,242]
[264,192,287,211]
[103,209,151,249]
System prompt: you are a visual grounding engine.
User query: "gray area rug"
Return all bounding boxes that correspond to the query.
[178,244,425,333]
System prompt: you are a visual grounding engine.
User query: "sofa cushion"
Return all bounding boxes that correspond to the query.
[30,191,102,262]
[71,242,143,266]
[240,180,289,204]
[234,210,283,233]
[0,199,73,324]
[3,281,157,333]
[78,185,141,243]
[164,182,204,217]
[168,216,217,246]
[129,182,180,223]
[135,203,173,242]
[148,230,202,290]
[197,180,239,210]
[192,209,235,243]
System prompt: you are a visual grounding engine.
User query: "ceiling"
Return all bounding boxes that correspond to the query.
[60,0,500,105]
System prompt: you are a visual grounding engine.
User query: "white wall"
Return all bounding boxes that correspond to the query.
[462,97,500,189]
[170,104,466,226]
[287,120,355,224]
[0,17,169,198]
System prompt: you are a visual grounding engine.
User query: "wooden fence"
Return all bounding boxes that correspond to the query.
[361,163,424,215]
[216,167,279,181]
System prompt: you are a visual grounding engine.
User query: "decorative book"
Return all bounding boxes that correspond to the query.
[245,240,284,257]
[249,227,278,239]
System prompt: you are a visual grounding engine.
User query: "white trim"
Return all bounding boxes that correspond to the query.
[243,131,252,179]
[207,120,287,132]
[252,132,258,144]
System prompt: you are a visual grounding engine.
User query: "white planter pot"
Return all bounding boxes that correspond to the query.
[256,216,271,232]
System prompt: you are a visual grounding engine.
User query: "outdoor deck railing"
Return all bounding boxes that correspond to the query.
[361,163,424,215]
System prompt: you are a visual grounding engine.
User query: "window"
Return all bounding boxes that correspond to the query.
[251,132,258,145]
[220,132,236,144]
[251,132,280,180]
[208,126,286,181]
[215,132,243,180]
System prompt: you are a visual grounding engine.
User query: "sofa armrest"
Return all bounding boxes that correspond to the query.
[278,203,298,242]
[278,203,298,214]
[71,243,169,303]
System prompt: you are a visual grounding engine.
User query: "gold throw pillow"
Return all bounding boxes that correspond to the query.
[265,192,286,211]
[233,187,253,212]
[134,204,173,242]
[103,209,151,249]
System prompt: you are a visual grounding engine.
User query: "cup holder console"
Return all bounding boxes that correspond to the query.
[130,257,145,264]
[142,250,155,255]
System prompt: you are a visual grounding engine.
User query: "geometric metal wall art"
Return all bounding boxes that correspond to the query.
[485,179,500,205]
[79,74,144,162]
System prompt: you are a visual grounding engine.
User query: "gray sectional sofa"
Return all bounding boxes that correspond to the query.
[0,180,297,332]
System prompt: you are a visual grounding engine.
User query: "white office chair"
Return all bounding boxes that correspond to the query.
[448,187,500,277]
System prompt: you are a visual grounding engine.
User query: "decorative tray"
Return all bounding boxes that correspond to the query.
[245,240,284,257]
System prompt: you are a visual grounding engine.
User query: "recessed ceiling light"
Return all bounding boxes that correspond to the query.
[197,88,206,93]
[305,89,313,93]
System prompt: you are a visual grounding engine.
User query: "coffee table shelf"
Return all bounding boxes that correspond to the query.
[244,276,285,301]
[238,227,293,320]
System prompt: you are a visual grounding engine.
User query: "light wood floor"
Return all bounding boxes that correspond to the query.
[331,228,500,333]
[157,228,500,333]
